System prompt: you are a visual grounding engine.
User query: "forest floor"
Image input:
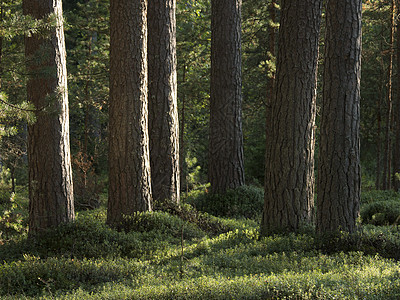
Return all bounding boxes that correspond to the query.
[0,186,400,299]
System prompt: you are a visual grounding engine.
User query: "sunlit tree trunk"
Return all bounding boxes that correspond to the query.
[382,0,396,190]
[148,0,180,204]
[23,0,74,234]
[107,0,152,228]
[316,0,362,234]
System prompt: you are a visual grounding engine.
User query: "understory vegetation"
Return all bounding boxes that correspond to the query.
[1,185,400,299]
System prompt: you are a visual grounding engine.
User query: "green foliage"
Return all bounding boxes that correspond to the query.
[186,185,264,219]
[2,196,400,299]
[361,200,400,225]
[121,211,205,240]
[0,256,142,297]
[0,192,27,240]
[72,151,104,210]
[177,0,211,183]
[155,196,230,236]
[361,189,399,204]
[0,2,57,40]
[241,0,273,184]
[360,190,400,225]
[65,0,110,180]
[0,183,28,242]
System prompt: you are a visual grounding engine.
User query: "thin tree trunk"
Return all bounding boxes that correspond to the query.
[107,0,152,228]
[376,92,382,189]
[148,0,180,204]
[180,64,187,194]
[261,0,322,235]
[209,0,245,194]
[376,24,386,190]
[393,0,400,191]
[0,1,3,90]
[316,0,362,234]
[265,0,277,171]
[23,0,75,234]
[382,0,395,190]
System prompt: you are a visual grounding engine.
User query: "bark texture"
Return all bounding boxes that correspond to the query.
[393,0,400,191]
[316,0,362,234]
[261,0,322,235]
[265,0,277,174]
[382,0,395,190]
[209,0,245,194]
[148,0,180,204]
[107,0,152,227]
[23,0,74,234]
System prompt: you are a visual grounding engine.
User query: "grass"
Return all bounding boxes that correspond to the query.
[0,187,400,299]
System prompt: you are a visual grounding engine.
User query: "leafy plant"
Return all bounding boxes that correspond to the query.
[361,200,400,225]
[186,185,264,219]
[0,192,27,242]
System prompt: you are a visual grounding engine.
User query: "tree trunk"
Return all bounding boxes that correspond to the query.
[261,0,322,235]
[376,25,386,190]
[316,0,362,234]
[265,0,277,177]
[393,0,400,191]
[376,93,382,189]
[0,2,3,90]
[107,0,152,228]
[209,0,245,194]
[180,64,187,194]
[382,0,395,190]
[23,0,74,234]
[148,0,180,204]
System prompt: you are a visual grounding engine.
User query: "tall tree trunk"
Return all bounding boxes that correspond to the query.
[376,90,382,189]
[107,0,152,228]
[0,1,3,90]
[316,0,362,234]
[180,64,187,194]
[393,0,400,191]
[23,0,74,234]
[261,0,322,235]
[148,0,180,204]
[209,0,245,194]
[265,0,277,177]
[376,25,386,190]
[382,0,395,190]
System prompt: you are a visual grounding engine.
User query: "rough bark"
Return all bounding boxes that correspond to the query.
[148,0,180,204]
[23,0,74,234]
[316,0,362,234]
[179,64,187,194]
[261,0,322,235]
[209,0,245,194]
[107,0,152,228]
[265,0,277,176]
[382,0,395,190]
[393,0,400,191]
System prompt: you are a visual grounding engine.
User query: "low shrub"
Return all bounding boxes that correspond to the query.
[155,197,231,235]
[361,200,400,225]
[186,185,264,219]
[0,209,146,261]
[0,256,144,297]
[315,225,400,260]
[121,211,206,240]
[361,189,399,204]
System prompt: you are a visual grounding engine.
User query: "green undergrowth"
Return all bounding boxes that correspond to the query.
[1,189,400,298]
[361,190,400,226]
[185,185,264,220]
